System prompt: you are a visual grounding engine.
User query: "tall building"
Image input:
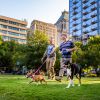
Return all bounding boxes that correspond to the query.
[0,15,27,44]
[69,0,100,44]
[30,20,57,45]
[55,11,69,45]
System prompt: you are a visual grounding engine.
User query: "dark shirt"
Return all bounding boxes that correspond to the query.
[60,40,75,58]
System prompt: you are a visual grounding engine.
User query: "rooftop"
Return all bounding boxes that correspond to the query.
[0,15,27,25]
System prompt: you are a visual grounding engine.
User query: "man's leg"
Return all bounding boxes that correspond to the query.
[66,58,72,63]
[65,58,75,88]
[50,57,56,79]
[46,58,51,79]
[59,58,66,79]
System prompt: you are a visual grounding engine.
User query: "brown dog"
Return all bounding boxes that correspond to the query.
[26,70,47,84]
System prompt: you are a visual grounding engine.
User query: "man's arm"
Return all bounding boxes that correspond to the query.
[66,47,76,52]
[66,41,76,52]
[59,44,62,53]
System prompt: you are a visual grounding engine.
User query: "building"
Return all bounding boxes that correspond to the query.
[30,20,57,45]
[55,11,69,45]
[0,15,27,44]
[69,0,100,44]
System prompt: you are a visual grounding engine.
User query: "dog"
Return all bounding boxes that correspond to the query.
[26,70,47,85]
[55,61,81,88]
[65,61,82,88]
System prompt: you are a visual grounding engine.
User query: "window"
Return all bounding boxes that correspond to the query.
[8,26,19,31]
[88,30,97,35]
[0,24,7,28]
[1,30,7,34]
[20,29,26,33]
[8,31,19,36]
[9,37,19,42]
[19,39,26,43]
[0,19,8,23]
[20,34,26,37]
[3,36,9,40]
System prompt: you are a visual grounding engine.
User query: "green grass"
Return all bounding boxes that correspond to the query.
[0,75,100,100]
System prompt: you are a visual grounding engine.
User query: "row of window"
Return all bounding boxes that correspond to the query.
[83,23,98,30]
[70,0,81,7]
[70,26,98,34]
[70,21,98,30]
[72,29,81,36]
[71,29,97,36]
[70,6,97,20]
[70,21,81,28]
[70,23,98,30]
[70,2,97,13]
[70,12,97,22]
[83,0,97,7]
[83,17,97,24]
[2,36,26,43]
[70,12,82,20]
[83,8,97,16]
[70,8,97,18]
[0,19,26,28]
[70,5,81,12]
[0,24,26,32]
[0,30,26,37]
[70,16,98,27]
[83,5,97,12]
[70,0,97,7]
[70,12,97,24]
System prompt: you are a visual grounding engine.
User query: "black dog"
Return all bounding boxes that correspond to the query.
[64,61,81,88]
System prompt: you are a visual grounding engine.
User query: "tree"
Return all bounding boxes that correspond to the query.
[0,36,3,45]
[26,30,48,69]
[0,39,27,71]
[72,41,83,63]
[72,36,100,68]
[0,40,16,70]
[84,36,100,67]
[12,44,27,68]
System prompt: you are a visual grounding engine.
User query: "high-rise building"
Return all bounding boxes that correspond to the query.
[0,15,27,44]
[69,0,100,44]
[30,20,57,45]
[55,11,69,45]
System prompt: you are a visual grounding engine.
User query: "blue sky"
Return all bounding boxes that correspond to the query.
[0,0,69,27]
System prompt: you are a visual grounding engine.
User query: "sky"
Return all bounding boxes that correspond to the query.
[0,0,69,27]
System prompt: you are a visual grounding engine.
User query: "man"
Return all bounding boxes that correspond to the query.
[42,39,56,79]
[59,34,75,79]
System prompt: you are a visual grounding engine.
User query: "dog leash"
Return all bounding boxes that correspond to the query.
[33,58,47,75]
[33,53,55,75]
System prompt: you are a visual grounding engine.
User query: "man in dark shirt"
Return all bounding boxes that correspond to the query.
[59,34,75,77]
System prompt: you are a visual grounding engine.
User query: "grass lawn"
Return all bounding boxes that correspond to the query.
[0,75,100,100]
